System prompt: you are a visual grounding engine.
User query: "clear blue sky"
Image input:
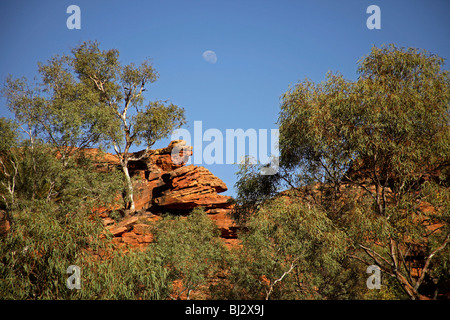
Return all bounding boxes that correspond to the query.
[1,0,449,196]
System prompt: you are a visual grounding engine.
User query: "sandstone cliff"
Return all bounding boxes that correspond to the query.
[94,140,238,247]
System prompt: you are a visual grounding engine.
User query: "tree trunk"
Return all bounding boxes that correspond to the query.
[121,161,135,212]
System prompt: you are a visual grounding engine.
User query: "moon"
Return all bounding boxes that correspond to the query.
[202,50,217,64]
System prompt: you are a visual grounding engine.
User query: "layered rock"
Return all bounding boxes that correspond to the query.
[125,141,233,213]
[102,213,159,249]
[94,140,237,246]
[151,165,232,213]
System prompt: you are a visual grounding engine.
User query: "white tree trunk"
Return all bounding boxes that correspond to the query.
[121,162,135,212]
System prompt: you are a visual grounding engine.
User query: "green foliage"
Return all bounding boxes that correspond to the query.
[232,157,280,224]
[152,208,227,299]
[133,101,186,148]
[2,40,186,211]
[0,139,170,299]
[352,45,449,193]
[0,40,187,300]
[78,249,170,300]
[0,118,19,209]
[225,198,352,300]
[0,201,171,299]
[235,44,450,299]
[0,118,18,154]
[2,58,107,159]
[0,139,153,299]
[0,201,103,299]
[70,40,186,154]
[278,72,356,182]
[0,140,124,211]
[2,42,448,300]
[277,44,449,202]
[71,40,186,211]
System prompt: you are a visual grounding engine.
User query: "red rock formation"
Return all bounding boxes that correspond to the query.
[0,210,10,237]
[151,165,232,213]
[94,140,237,247]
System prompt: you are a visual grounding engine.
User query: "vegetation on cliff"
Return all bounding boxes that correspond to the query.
[1,43,449,300]
[234,44,450,299]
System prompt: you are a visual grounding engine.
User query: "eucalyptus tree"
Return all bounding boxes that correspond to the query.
[235,45,450,299]
[0,41,185,299]
[3,41,186,212]
[71,41,185,212]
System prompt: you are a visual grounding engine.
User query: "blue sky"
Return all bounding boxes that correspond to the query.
[1,0,449,196]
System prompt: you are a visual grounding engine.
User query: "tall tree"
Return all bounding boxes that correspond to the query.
[0,43,175,299]
[2,51,113,203]
[71,41,185,212]
[0,118,19,209]
[227,197,349,300]
[2,55,108,165]
[235,44,450,299]
[345,45,450,299]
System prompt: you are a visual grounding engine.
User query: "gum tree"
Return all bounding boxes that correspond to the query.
[71,41,185,212]
[152,208,226,300]
[2,51,112,203]
[2,57,107,165]
[3,41,185,212]
[227,198,350,300]
[344,45,450,299]
[235,45,450,299]
[0,42,178,299]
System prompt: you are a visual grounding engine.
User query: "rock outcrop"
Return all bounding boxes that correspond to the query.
[151,165,232,213]
[94,140,237,247]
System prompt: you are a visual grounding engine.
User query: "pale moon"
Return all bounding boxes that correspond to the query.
[202,50,217,64]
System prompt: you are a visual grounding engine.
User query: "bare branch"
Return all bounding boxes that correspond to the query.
[390,238,400,272]
[265,259,297,300]
[343,173,376,201]
[359,244,393,269]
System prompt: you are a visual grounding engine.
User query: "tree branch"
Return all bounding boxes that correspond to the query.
[265,259,297,300]
[414,232,450,290]
[343,173,376,201]
[359,244,393,270]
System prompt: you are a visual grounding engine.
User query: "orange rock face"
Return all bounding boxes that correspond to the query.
[94,140,237,247]
[151,165,232,213]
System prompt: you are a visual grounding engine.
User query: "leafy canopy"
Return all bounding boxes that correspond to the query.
[234,44,450,300]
